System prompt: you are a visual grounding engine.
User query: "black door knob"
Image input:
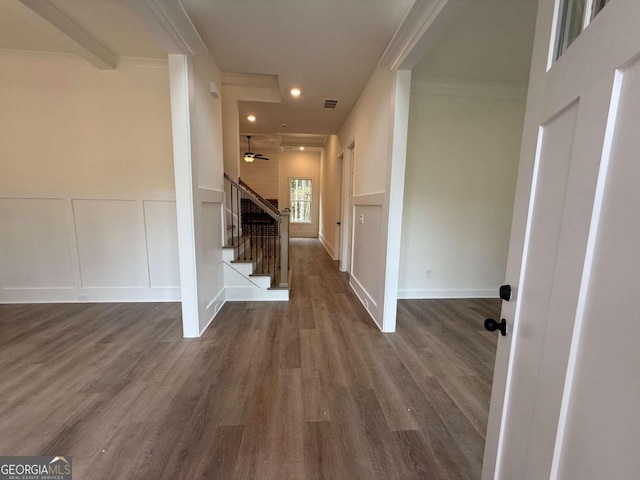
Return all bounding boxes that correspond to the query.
[484,318,507,336]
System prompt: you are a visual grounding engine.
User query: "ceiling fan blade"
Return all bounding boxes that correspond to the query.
[255,156,270,161]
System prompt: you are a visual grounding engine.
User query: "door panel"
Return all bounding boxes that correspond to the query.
[522,77,614,480]
[554,54,640,480]
[499,99,581,478]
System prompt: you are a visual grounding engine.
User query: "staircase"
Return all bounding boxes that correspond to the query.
[223,174,290,301]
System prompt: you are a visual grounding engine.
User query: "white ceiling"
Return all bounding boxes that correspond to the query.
[0,0,166,59]
[413,0,539,84]
[1,0,538,138]
[181,0,413,136]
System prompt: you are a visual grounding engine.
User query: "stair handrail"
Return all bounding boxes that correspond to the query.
[238,177,280,217]
[224,173,280,221]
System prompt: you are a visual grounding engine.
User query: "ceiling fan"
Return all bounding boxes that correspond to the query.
[243,135,269,163]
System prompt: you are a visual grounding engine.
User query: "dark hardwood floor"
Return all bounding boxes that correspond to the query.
[0,238,500,479]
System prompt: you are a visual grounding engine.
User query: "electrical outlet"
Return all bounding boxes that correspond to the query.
[359,214,365,224]
[425,269,432,279]
[78,294,89,301]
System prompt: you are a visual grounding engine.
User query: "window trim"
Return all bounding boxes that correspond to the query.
[289,177,313,224]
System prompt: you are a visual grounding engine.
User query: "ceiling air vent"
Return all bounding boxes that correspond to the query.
[323,98,338,109]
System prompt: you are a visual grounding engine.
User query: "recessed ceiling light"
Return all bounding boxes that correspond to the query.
[290,88,301,97]
[247,114,256,122]
[299,146,305,151]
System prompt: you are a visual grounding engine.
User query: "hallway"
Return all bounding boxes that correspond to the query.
[0,238,499,479]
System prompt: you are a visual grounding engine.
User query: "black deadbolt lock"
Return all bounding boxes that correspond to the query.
[484,318,508,336]
[499,284,512,302]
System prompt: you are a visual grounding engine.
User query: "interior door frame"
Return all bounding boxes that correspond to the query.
[335,153,344,261]
[339,142,355,273]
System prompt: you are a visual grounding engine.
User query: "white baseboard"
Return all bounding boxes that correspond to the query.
[318,233,336,259]
[397,288,499,299]
[0,287,181,304]
[200,287,226,335]
[349,274,382,331]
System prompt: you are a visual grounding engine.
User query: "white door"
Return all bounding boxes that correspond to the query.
[483,1,640,479]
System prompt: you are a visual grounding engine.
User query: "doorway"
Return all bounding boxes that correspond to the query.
[339,142,355,274]
[397,0,539,476]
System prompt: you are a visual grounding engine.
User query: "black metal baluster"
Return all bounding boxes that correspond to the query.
[274,227,277,276]
[267,227,271,273]
[275,222,279,280]
[236,187,240,259]
[260,228,265,273]
[249,219,253,260]
[243,193,247,260]
[230,184,234,246]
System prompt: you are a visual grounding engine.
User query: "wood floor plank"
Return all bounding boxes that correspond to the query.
[0,238,499,479]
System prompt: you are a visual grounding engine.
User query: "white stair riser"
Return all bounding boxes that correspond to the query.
[249,275,272,289]
[230,261,254,276]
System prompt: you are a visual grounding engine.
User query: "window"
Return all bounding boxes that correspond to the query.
[555,0,611,60]
[289,178,312,223]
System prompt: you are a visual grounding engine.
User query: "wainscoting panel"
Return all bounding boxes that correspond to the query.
[352,205,382,301]
[144,201,180,288]
[350,203,383,328]
[0,193,181,303]
[198,199,225,333]
[73,199,148,288]
[0,198,75,289]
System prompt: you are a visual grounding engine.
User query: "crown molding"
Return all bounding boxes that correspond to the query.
[117,56,168,69]
[378,0,468,71]
[0,49,82,64]
[124,0,209,58]
[0,49,167,69]
[411,77,528,100]
[221,72,280,89]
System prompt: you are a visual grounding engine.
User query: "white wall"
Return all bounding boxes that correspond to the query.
[192,54,226,334]
[220,78,281,182]
[239,147,280,199]
[279,151,321,238]
[319,135,342,259]
[338,67,411,331]
[398,89,525,298]
[168,52,226,337]
[0,52,180,303]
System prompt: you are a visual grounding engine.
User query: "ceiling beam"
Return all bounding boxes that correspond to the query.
[19,0,117,69]
[378,0,468,71]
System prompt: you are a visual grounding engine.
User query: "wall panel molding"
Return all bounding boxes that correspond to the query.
[0,194,181,303]
[353,192,385,206]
